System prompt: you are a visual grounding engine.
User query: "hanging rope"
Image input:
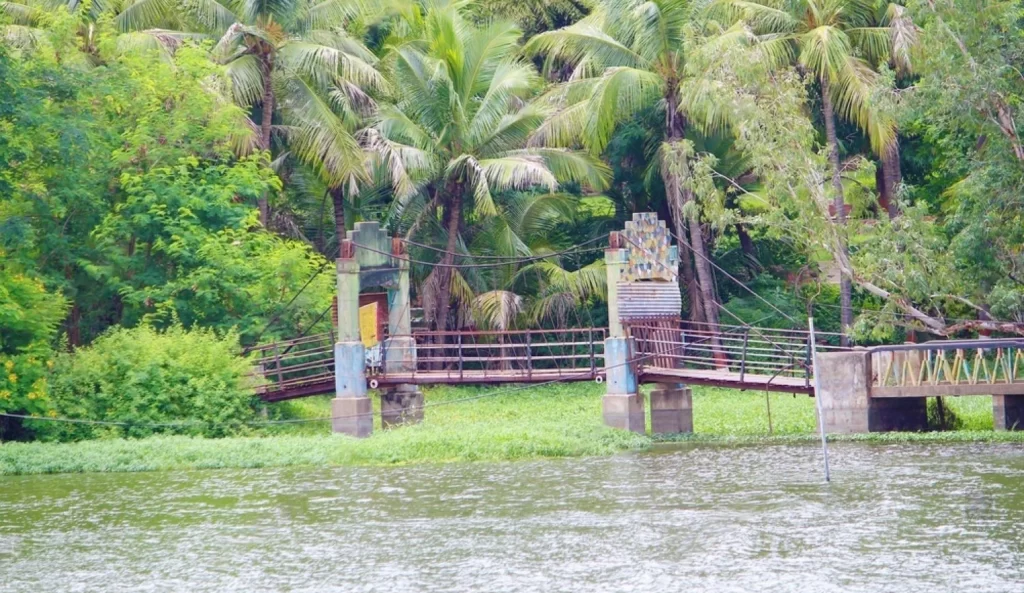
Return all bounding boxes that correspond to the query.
[350,235,609,269]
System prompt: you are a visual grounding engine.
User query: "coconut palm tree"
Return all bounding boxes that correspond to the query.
[376,0,608,331]
[526,0,748,336]
[178,0,384,225]
[1,0,191,60]
[276,42,430,246]
[709,0,903,345]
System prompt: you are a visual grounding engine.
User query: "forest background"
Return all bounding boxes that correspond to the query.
[2,0,1023,439]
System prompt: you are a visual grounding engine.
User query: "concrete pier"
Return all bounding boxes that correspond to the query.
[602,336,644,433]
[332,255,372,437]
[332,341,373,437]
[381,386,424,428]
[331,395,373,437]
[993,395,1024,431]
[602,393,646,433]
[650,385,692,434]
[816,350,926,433]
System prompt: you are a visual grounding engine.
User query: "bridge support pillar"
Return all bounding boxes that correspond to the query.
[331,342,373,438]
[650,384,692,434]
[603,337,644,433]
[993,395,1024,431]
[381,335,423,428]
[382,386,424,428]
[817,351,926,433]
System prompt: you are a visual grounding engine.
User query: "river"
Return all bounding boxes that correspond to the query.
[1,442,1023,592]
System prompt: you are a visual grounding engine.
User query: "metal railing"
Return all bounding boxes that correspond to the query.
[625,320,847,386]
[385,328,606,382]
[249,331,336,398]
[251,327,608,396]
[869,339,1024,392]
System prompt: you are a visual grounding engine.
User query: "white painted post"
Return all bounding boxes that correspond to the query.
[809,317,832,483]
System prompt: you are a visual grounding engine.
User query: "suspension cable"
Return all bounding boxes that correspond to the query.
[667,229,799,324]
[351,239,607,269]
[404,235,609,260]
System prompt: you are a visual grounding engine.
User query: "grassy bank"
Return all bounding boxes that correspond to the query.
[1,384,1020,476]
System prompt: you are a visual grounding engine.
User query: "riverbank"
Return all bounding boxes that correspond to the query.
[2,384,1021,475]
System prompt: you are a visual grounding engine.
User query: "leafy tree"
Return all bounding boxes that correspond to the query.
[183,0,384,225]
[377,1,607,330]
[90,156,334,342]
[0,266,66,430]
[31,324,259,441]
[527,0,760,354]
[711,0,902,344]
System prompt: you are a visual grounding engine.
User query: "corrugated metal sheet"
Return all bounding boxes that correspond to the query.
[617,281,682,319]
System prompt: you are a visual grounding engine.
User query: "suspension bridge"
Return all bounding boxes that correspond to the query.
[251,214,1024,437]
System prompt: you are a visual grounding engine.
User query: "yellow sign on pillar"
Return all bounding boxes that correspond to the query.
[359,302,379,348]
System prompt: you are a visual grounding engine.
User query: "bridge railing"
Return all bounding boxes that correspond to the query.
[625,320,847,383]
[382,328,606,381]
[249,332,336,398]
[869,339,1024,395]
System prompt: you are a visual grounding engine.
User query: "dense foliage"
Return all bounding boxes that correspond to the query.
[30,324,258,440]
[2,0,1024,437]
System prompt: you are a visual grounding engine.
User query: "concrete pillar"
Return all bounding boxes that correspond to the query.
[381,386,424,428]
[332,253,372,437]
[601,243,644,432]
[816,350,926,434]
[650,384,692,434]
[603,336,644,433]
[993,395,1024,430]
[605,245,627,338]
[381,243,423,426]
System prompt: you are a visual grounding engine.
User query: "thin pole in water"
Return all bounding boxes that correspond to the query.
[808,316,831,482]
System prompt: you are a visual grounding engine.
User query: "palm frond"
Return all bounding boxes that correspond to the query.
[581,66,663,154]
[278,41,385,92]
[114,0,176,33]
[0,1,42,26]
[180,0,238,33]
[526,21,647,70]
[224,53,264,106]
[472,290,523,330]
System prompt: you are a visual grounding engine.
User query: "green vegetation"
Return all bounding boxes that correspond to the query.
[29,325,258,441]
[2,384,1018,476]
[3,1,1024,446]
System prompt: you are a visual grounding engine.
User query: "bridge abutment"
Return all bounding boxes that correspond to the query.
[993,395,1024,430]
[650,385,692,434]
[817,351,927,434]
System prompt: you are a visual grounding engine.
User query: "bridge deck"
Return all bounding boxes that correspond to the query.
[258,368,812,401]
[641,368,812,394]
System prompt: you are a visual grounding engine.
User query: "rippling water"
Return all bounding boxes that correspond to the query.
[2,442,1023,592]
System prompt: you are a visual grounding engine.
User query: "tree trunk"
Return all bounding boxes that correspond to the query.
[663,85,724,364]
[664,171,705,324]
[735,222,758,274]
[435,187,462,332]
[663,88,706,324]
[257,50,275,227]
[687,196,727,366]
[330,185,346,244]
[821,77,854,347]
[878,143,902,219]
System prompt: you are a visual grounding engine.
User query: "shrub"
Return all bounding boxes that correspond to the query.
[29,325,259,441]
[0,267,66,439]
